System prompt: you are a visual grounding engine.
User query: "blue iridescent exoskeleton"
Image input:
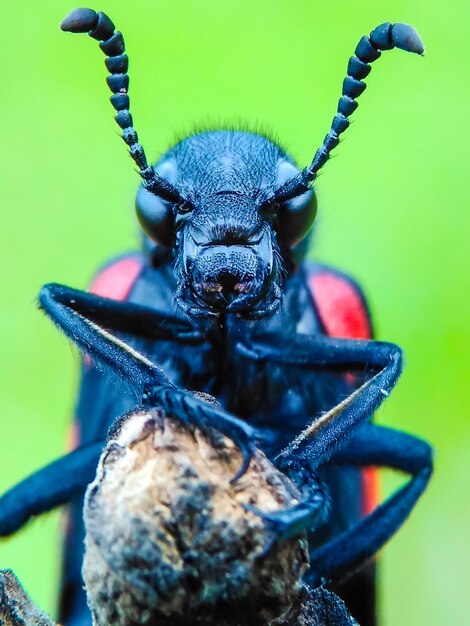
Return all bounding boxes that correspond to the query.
[0,8,432,626]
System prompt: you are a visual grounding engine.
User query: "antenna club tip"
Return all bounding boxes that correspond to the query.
[60,7,98,33]
[391,23,425,56]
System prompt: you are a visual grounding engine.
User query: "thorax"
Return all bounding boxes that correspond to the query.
[127,259,346,454]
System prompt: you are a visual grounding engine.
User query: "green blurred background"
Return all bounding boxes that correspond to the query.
[0,0,468,623]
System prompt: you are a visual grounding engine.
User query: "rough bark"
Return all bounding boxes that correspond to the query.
[82,408,309,625]
[0,570,56,626]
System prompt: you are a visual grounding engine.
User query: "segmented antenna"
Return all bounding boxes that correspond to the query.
[60,8,183,203]
[273,22,424,204]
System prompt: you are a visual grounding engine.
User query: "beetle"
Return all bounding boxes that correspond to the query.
[0,8,433,626]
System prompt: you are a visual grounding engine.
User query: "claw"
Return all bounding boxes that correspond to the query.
[230,440,256,483]
[155,386,257,481]
[244,497,323,543]
[205,410,256,482]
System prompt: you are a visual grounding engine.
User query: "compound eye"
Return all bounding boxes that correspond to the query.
[276,160,317,248]
[136,187,174,247]
[135,160,177,248]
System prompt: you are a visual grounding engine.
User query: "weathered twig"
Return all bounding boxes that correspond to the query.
[1,402,358,626]
[0,570,56,626]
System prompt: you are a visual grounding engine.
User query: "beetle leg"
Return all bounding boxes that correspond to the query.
[147,384,257,481]
[41,283,204,343]
[306,424,433,585]
[0,443,102,537]
[244,421,431,583]
[236,333,402,468]
[40,283,172,393]
[243,470,326,555]
[40,283,256,479]
[235,334,432,572]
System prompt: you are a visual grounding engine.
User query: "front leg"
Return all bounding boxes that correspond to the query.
[236,333,432,583]
[236,333,402,467]
[45,283,205,343]
[40,284,257,478]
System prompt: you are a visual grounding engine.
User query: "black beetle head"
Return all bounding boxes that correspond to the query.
[136,131,316,319]
[61,8,423,319]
